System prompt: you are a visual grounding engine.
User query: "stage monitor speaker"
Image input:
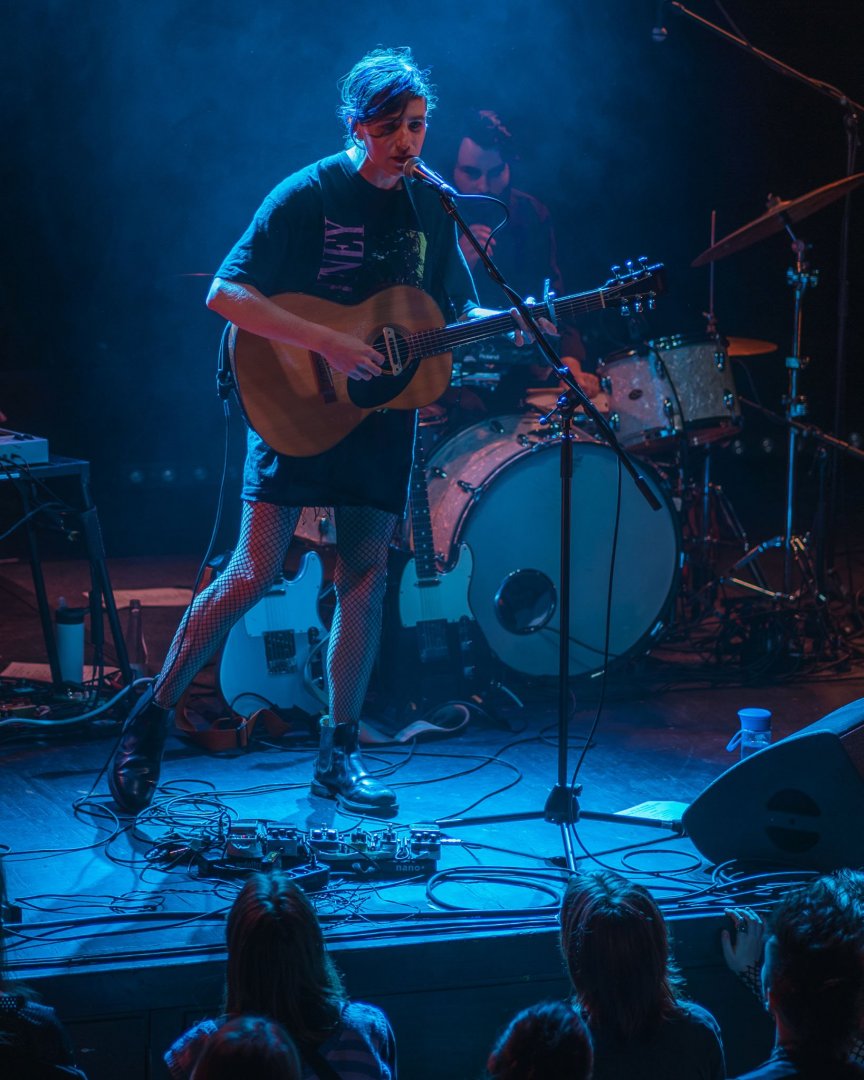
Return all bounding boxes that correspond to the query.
[682,697,864,871]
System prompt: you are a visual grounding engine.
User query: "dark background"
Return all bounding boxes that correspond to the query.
[2,0,862,556]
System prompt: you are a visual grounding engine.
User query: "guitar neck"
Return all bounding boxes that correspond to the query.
[409,435,439,585]
[410,264,663,361]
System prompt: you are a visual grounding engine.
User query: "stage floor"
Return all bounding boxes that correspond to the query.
[1,551,863,1078]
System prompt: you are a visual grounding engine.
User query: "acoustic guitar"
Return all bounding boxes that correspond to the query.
[228,262,665,457]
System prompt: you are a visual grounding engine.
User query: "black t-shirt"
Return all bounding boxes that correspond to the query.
[217,151,476,513]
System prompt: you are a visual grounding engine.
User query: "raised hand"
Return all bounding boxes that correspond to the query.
[721,907,766,975]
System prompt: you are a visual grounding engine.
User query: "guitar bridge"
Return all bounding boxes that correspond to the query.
[263,630,297,675]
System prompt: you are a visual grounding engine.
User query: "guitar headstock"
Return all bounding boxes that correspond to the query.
[603,258,667,314]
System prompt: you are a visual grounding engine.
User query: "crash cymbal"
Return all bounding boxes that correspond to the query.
[725,337,778,357]
[692,172,864,267]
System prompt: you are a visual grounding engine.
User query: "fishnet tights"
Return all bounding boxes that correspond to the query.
[154,500,396,727]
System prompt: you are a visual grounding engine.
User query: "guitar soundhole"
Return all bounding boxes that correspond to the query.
[347,332,419,409]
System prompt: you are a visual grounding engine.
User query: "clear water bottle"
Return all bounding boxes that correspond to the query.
[726,707,772,759]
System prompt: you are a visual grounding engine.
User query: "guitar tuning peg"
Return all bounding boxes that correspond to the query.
[647,297,656,310]
[633,300,644,313]
[610,264,622,278]
[625,259,634,272]
[620,303,631,317]
[638,256,648,267]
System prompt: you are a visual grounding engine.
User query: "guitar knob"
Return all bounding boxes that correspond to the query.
[431,466,447,479]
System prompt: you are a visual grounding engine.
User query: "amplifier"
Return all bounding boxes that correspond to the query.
[0,429,49,466]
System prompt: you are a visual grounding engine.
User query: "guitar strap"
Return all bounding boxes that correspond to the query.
[216,323,236,400]
[359,703,471,746]
[174,691,295,752]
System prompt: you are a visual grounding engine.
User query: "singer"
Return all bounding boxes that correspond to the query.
[108,46,538,819]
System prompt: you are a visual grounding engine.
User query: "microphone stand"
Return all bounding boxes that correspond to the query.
[433,190,674,870]
[665,0,862,589]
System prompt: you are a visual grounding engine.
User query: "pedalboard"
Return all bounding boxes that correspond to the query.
[188,820,444,882]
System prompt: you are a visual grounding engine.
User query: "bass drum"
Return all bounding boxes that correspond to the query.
[425,415,680,678]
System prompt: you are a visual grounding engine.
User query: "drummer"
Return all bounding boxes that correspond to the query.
[446,108,600,414]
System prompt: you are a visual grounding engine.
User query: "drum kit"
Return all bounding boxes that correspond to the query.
[296,172,863,687]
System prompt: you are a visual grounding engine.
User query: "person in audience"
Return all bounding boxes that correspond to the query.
[725,874,864,1079]
[165,871,396,1079]
[486,1001,594,1079]
[559,869,724,1080]
[0,858,89,1078]
[190,1015,301,1080]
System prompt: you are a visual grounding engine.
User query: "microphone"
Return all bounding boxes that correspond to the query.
[403,157,458,197]
[651,0,668,41]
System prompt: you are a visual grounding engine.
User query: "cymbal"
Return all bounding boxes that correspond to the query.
[692,172,864,267]
[725,337,778,357]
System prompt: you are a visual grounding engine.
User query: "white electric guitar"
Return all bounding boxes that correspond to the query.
[398,431,475,666]
[219,550,327,717]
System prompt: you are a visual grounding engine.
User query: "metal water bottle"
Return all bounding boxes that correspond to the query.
[55,597,86,684]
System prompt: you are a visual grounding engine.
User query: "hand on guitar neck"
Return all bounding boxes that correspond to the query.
[208,276,387,382]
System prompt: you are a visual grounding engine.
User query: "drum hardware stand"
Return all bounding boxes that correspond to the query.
[669,0,863,595]
[432,188,679,868]
[679,445,768,613]
[720,232,819,603]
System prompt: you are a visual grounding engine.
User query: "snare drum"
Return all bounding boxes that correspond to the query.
[424,415,680,677]
[599,335,740,453]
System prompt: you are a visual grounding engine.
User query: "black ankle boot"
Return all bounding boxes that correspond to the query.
[108,686,172,814]
[311,718,398,816]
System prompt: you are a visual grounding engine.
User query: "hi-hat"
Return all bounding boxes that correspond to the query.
[725,337,777,357]
[693,173,864,267]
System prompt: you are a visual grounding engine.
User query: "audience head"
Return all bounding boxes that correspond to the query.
[338,47,436,149]
[762,874,864,1057]
[451,109,516,196]
[487,1001,593,1080]
[559,870,680,1041]
[190,1015,300,1080]
[225,872,345,1045]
